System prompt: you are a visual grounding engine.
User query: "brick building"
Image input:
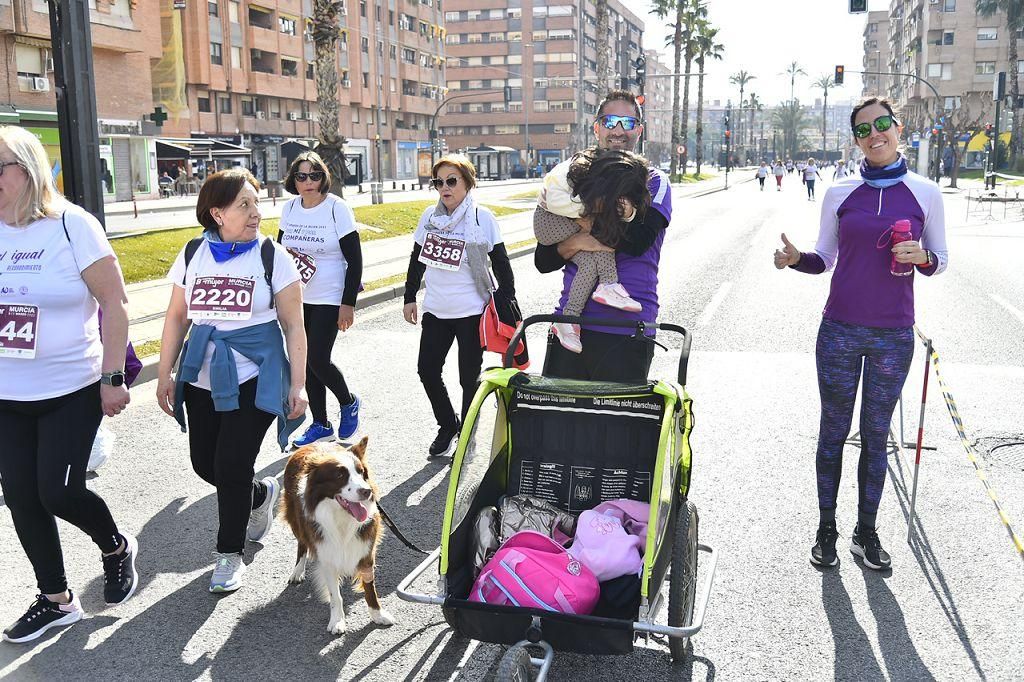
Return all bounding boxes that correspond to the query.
[641,49,671,168]
[862,10,890,98]
[441,0,644,178]
[162,0,446,183]
[0,0,164,201]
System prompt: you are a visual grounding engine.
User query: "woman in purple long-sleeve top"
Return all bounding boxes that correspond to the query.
[773,97,948,571]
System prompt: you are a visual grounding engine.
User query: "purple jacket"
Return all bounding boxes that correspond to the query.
[555,168,673,335]
[97,309,142,388]
[793,172,948,327]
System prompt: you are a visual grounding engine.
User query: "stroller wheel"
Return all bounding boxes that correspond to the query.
[494,643,533,682]
[668,499,699,662]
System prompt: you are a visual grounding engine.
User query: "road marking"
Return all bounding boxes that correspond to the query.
[407,464,451,507]
[990,293,1024,326]
[696,282,732,327]
[450,640,482,681]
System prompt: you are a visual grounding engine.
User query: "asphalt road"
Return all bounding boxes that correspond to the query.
[2,174,1023,681]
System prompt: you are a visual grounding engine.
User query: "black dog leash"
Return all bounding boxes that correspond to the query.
[377,501,430,555]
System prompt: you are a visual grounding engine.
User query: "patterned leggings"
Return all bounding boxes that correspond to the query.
[534,208,618,316]
[814,318,914,520]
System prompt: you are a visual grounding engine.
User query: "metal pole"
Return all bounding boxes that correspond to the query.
[47,0,105,227]
[907,339,932,544]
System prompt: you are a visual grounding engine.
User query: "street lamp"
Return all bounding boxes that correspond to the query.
[522,43,533,178]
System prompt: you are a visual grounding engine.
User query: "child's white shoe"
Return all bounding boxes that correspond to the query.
[592,283,642,312]
[551,323,583,354]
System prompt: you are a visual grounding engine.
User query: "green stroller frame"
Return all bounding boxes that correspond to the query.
[398,315,718,681]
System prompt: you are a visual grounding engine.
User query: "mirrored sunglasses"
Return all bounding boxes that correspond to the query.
[596,114,640,131]
[294,171,326,182]
[853,115,896,139]
[431,177,459,189]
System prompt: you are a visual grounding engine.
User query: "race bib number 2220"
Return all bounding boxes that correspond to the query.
[188,276,256,320]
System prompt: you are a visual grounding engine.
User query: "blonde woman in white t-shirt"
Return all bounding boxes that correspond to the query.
[278,152,363,448]
[0,125,139,643]
[402,155,516,458]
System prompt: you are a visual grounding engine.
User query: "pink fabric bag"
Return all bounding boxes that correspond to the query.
[567,500,650,582]
[469,530,600,616]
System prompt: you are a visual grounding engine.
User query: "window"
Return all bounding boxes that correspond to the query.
[280,16,297,36]
[210,42,223,65]
[352,108,360,123]
[554,124,572,134]
[231,46,242,69]
[269,99,281,119]
[869,23,877,33]
[399,13,413,30]
[306,63,314,79]
[943,0,955,10]
[977,28,998,41]
[197,96,212,113]
[944,31,954,45]
[14,45,43,76]
[208,0,218,17]
[534,101,549,112]
[495,125,520,134]
[359,0,366,17]
[944,96,961,111]
[976,61,996,75]
[281,58,299,77]
[219,95,232,113]
[361,37,369,53]
[927,63,952,80]
[241,97,255,116]
[402,47,415,63]
[228,0,239,23]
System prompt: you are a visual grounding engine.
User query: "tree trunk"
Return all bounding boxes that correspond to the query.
[680,47,694,174]
[596,0,609,90]
[312,1,346,197]
[736,85,744,162]
[669,4,684,178]
[695,57,706,176]
[1008,2,1020,169]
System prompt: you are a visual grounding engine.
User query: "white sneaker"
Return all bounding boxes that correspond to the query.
[592,282,642,312]
[551,323,583,354]
[246,477,280,543]
[209,553,245,593]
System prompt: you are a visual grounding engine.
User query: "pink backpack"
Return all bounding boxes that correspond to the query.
[469,530,600,616]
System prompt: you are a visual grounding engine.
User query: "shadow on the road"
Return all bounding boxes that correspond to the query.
[820,570,885,681]
[0,615,116,671]
[672,653,716,680]
[860,569,936,681]
[887,456,988,680]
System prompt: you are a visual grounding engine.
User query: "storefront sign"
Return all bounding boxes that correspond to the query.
[99,119,142,136]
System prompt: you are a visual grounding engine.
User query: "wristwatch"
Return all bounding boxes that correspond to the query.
[101,371,126,387]
[920,250,933,268]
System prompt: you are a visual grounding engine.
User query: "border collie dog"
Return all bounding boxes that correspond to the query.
[281,437,395,634]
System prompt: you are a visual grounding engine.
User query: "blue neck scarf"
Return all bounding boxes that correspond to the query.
[203,230,259,263]
[860,155,908,189]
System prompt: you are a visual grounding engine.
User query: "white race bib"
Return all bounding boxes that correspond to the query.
[418,232,466,271]
[0,303,39,359]
[187,276,256,320]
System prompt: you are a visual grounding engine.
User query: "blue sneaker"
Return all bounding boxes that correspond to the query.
[291,421,335,449]
[338,395,361,440]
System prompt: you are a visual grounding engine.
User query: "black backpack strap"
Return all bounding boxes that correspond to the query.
[261,238,276,309]
[182,236,204,286]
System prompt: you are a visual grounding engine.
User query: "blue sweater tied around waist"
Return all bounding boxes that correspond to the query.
[172,321,303,451]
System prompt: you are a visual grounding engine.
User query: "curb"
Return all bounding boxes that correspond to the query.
[131,241,539,387]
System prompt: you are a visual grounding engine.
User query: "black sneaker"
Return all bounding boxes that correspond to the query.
[103,532,139,605]
[428,421,460,458]
[810,524,839,567]
[850,525,892,570]
[2,593,83,643]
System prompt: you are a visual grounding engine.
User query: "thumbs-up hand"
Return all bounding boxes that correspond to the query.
[774,233,801,269]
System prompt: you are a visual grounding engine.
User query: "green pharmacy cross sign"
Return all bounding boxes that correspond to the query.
[149,106,168,127]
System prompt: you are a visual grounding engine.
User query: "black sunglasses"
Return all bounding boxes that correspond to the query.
[294,171,325,182]
[853,114,897,139]
[431,177,459,189]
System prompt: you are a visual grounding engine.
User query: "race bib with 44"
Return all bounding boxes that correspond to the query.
[188,276,256,320]
[418,232,466,271]
[286,248,317,285]
[0,303,39,359]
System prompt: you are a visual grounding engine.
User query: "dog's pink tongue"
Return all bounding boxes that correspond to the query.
[340,498,368,522]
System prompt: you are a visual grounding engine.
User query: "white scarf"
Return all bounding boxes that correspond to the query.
[425,191,492,298]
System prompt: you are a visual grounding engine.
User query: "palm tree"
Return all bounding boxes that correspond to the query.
[729,70,755,161]
[773,99,809,160]
[596,0,611,90]
[653,0,706,176]
[977,0,1024,166]
[812,75,834,161]
[694,24,724,176]
[747,92,763,158]
[783,61,807,104]
[311,0,346,196]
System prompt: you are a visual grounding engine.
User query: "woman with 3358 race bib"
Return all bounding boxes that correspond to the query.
[0,125,138,644]
[156,169,307,594]
[402,155,516,458]
[278,152,363,448]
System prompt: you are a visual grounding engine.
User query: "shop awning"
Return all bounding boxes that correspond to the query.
[155,138,253,159]
[156,140,191,160]
[470,144,517,154]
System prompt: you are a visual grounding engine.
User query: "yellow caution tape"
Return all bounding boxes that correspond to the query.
[915,327,1024,564]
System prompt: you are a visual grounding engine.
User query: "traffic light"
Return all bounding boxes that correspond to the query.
[834,65,844,85]
[849,0,867,12]
[724,130,731,139]
[503,85,512,105]
[634,55,646,88]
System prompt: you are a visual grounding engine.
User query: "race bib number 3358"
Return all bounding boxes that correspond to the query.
[418,232,466,271]
[0,303,39,359]
[188,276,256,320]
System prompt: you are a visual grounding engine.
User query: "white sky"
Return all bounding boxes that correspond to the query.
[637,0,891,107]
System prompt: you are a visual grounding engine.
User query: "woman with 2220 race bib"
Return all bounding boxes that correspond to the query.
[278,151,364,448]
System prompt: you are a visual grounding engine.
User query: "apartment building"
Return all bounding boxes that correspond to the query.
[0,0,164,201]
[862,10,890,98]
[642,49,671,167]
[162,0,446,182]
[441,0,644,178]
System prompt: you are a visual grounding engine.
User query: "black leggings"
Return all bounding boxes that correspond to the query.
[0,382,121,594]
[304,303,353,424]
[417,312,483,429]
[183,378,275,554]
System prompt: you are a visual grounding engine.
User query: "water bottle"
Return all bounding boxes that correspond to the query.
[890,219,914,277]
